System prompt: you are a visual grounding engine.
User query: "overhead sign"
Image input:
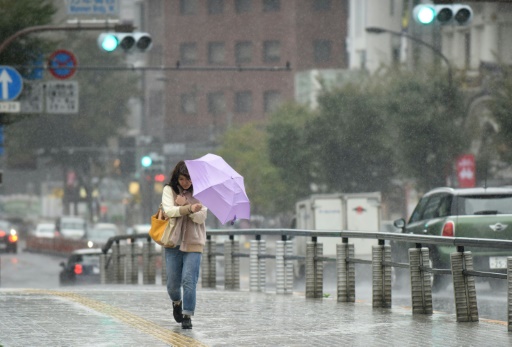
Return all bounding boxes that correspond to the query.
[0,66,23,101]
[46,81,79,114]
[457,154,476,188]
[67,0,119,16]
[48,50,78,80]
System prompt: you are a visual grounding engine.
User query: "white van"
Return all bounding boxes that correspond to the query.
[56,216,87,240]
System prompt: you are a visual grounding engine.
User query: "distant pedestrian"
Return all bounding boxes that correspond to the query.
[161,160,207,329]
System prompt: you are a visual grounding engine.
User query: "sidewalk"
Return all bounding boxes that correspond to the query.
[1,285,511,347]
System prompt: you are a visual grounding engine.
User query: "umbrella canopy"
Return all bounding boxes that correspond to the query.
[185,154,250,225]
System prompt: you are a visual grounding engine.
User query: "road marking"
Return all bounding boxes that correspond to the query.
[25,289,208,347]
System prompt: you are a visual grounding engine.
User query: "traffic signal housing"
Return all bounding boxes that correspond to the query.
[413,4,473,26]
[97,32,152,52]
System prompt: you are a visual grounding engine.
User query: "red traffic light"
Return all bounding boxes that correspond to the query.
[154,173,166,182]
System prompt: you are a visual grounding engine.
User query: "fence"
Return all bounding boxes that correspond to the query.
[101,229,512,332]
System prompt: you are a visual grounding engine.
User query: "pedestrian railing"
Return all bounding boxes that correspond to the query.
[101,229,512,332]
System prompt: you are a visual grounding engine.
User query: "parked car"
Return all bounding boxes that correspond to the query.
[0,220,18,253]
[56,216,87,240]
[32,222,57,238]
[59,248,103,285]
[391,187,512,291]
[86,223,120,248]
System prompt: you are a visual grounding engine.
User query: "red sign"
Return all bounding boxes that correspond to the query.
[48,49,78,80]
[456,154,476,188]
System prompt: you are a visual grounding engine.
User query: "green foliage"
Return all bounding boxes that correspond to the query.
[488,65,512,163]
[218,122,286,216]
[380,67,467,191]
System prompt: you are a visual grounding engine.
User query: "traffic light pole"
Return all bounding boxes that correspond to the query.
[365,27,452,89]
[0,22,135,57]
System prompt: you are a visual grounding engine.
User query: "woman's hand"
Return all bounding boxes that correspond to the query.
[175,195,187,206]
[190,203,203,213]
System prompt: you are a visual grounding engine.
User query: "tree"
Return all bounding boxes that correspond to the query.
[381,66,468,192]
[308,82,395,194]
[488,64,512,164]
[218,122,287,219]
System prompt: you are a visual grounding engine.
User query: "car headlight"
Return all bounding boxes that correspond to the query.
[87,240,94,248]
[10,228,16,236]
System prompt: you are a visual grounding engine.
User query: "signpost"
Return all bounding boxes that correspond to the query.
[46,81,79,114]
[0,66,23,113]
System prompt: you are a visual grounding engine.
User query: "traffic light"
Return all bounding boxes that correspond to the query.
[413,4,473,26]
[97,32,152,52]
[141,155,153,168]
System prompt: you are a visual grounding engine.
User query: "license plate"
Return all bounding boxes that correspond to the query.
[489,257,508,269]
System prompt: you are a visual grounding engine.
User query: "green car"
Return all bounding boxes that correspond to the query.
[392,187,512,291]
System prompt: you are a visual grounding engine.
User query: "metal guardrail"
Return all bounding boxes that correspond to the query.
[101,228,512,332]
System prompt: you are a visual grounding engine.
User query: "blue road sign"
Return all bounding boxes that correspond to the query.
[0,66,23,101]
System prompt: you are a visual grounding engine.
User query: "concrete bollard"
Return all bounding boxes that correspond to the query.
[337,243,355,302]
[201,239,216,288]
[250,239,266,292]
[125,242,138,285]
[508,257,512,332]
[112,242,125,284]
[306,241,323,298]
[408,247,433,314]
[276,240,293,294]
[100,253,109,284]
[451,250,478,322]
[372,244,392,308]
[224,240,240,290]
[142,242,156,284]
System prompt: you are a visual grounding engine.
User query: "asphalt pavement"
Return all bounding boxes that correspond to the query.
[1,284,511,347]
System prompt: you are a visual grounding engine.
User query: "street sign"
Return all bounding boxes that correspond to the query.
[67,0,119,16]
[0,102,20,113]
[0,66,23,101]
[46,81,79,114]
[48,50,78,80]
[457,154,476,188]
[19,82,44,113]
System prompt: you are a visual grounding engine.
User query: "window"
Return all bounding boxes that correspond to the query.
[263,40,280,62]
[181,93,197,114]
[264,90,280,113]
[314,40,332,62]
[149,90,163,118]
[263,0,280,12]
[208,0,224,14]
[235,91,252,113]
[235,41,253,63]
[180,0,197,15]
[235,0,251,13]
[208,42,225,64]
[208,92,226,114]
[180,43,197,64]
[313,0,331,11]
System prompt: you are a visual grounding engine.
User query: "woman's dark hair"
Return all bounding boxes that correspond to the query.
[168,160,192,194]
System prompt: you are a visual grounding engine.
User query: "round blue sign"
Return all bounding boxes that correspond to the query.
[48,49,78,80]
[0,66,23,101]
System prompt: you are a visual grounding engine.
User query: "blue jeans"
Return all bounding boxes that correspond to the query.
[165,247,202,316]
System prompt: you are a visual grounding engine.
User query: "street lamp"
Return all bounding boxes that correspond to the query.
[365,26,452,89]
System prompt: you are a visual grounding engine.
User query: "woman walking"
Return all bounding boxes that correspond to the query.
[161,160,207,329]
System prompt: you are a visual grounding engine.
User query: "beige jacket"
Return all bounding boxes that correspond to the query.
[161,185,207,253]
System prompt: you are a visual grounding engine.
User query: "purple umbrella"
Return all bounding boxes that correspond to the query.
[185,153,250,225]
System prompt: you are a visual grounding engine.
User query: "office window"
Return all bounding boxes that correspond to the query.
[181,93,197,114]
[208,42,225,64]
[313,0,331,11]
[180,43,197,64]
[263,0,280,12]
[264,90,281,113]
[208,92,226,114]
[236,0,251,13]
[314,40,332,62]
[235,91,252,113]
[208,0,224,14]
[263,40,280,62]
[180,0,197,15]
[235,41,253,63]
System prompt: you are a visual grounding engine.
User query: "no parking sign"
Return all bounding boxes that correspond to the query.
[48,50,78,80]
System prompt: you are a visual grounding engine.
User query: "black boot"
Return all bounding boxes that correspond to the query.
[172,301,183,323]
[181,315,192,329]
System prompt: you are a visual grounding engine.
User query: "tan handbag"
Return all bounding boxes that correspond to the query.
[148,205,170,246]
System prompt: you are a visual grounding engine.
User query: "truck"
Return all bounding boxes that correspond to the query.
[293,192,382,278]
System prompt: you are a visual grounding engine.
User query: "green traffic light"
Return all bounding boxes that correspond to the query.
[141,156,152,168]
[100,34,119,52]
[415,5,435,25]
